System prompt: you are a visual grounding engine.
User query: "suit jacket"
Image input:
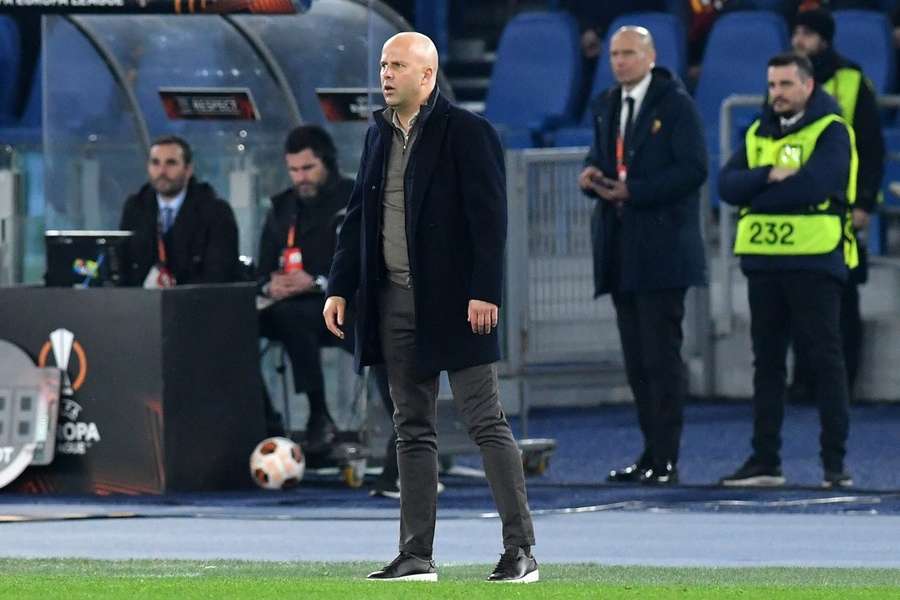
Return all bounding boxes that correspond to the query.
[584,67,708,296]
[256,175,353,294]
[119,178,239,286]
[328,90,506,377]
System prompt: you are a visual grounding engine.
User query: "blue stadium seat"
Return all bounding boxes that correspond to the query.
[553,12,686,148]
[833,10,895,94]
[695,11,788,207]
[484,11,582,148]
[731,0,793,13]
[0,16,21,124]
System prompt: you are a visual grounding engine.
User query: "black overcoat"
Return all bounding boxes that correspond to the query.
[584,67,708,296]
[328,91,506,377]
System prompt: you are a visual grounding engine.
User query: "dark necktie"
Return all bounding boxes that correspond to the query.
[161,207,174,234]
[623,96,635,164]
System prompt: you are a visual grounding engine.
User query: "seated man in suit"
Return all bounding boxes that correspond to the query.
[119,135,238,287]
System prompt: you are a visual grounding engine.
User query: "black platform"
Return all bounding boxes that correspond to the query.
[0,284,266,494]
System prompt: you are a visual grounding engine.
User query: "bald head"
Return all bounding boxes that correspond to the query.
[609,26,656,89]
[611,26,655,53]
[384,32,439,73]
[380,32,439,118]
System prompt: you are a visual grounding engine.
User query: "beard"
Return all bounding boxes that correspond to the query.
[295,182,320,200]
[152,176,187,198]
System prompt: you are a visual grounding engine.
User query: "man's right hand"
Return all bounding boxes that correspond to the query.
[323,296,347,340]
[578,166,607,196]
[269,270,315,300]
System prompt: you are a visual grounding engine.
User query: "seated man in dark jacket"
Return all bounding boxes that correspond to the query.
[258,126,398,461]
[119,135,238,287]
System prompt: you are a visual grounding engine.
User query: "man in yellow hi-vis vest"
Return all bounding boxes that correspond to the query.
[790,8,885,401]
[718,53,857,489]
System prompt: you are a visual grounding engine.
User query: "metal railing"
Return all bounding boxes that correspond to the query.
[504,147,623,375]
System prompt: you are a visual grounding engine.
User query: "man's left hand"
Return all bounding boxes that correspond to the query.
[768,167,798,182]
[270,270,315,299]
[468,299,499,335]
[595,177,630,203]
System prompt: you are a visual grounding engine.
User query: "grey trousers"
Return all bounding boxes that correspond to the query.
[378,282,535,558]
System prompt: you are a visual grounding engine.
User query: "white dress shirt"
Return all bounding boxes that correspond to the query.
[619,70,653,136]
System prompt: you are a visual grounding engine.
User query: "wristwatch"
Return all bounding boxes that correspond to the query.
[314,275,328,291]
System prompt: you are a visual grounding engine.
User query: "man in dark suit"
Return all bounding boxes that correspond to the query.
[119,135,238,287]
[323,32,537,583]
[578,26,707,485]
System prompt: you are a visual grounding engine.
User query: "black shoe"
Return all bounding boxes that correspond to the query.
[367,552,437,582]
[641,462,678,485]
[720,458,785,487]
[607,460,651,483]
[369,478,401,500]
[304,414,336,455]
[487,546,539,583]
[823,470,853,489]
[369,479,444,499]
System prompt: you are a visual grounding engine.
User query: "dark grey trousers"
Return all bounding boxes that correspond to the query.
[378,282,535,558]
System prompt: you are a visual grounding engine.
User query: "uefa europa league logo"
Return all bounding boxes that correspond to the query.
[38,328,88,394]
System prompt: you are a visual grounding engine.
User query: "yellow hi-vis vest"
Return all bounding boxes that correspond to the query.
[821,67,883,207]
[734,113,859,268]
[822,68,861,127]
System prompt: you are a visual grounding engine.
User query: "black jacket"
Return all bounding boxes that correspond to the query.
[583,67,708,296]
[718,88,852,281]
[119,178,239,286]
[328,90,506,377]
[812,48,885,212]
[256,175,353,294]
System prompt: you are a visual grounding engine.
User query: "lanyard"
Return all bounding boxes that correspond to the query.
[615,134,628,182]
[286,223,296,248]
[156,222,168,267]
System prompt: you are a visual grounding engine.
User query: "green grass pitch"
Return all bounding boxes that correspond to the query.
[1,559,898,599]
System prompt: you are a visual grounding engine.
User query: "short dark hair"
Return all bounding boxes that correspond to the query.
[150,135,193,165]
[284,125,338,174]
[767,52,815,81]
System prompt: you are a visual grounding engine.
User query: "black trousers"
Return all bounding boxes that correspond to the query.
[260,295,396,441]
[612,288,688,468]
[259,294,350,395]
[747,271,850,472]
[792,240,866,398]
[840,280,863,391]
[378,281,534,557]
[372,364,399,484]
